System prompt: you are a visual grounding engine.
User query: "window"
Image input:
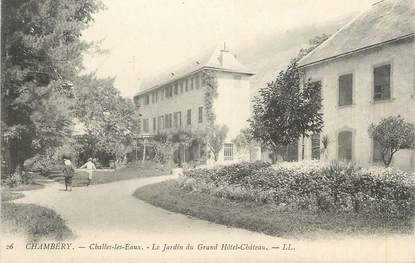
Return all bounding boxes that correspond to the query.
[187,109,192,125]
[164,114,172,128]
[144,95,150,105]
[372,139,385,163]
[155,92,158,103]
[198,106,203,123]
[152,118,156,133]
[174,82,179,95]
[160,116,164,130]
[338,73,353,106]
[179,81,184,93]
[311,133,320,160]
[374,64,391,101]
[166,86,173,98]
[134,96,141,107]
[224,143,234,161]
[185,79,188,92]
[160,88,164,100]
[153,92,157,103]
[338,131,352,162]
[188,78,193,90]
[142,119,149,133]
[195,75,201,89]
[234,75,242,88]
[173,112,181,128]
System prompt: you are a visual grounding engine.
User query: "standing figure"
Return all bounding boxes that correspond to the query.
[80,158,96,186]
[63,159,75,191]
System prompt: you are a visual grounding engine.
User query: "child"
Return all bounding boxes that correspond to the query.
[80,158,96,186]
[63,159,75,191]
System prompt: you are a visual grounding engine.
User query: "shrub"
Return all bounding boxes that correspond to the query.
[180,161,415,219]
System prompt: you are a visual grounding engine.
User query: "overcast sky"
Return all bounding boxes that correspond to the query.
[82,0,375,98]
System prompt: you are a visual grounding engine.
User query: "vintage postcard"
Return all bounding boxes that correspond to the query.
[1,0,414,262]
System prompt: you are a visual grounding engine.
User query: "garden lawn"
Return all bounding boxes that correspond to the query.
[1,202,73,241]
[134,179,414,238]
[54,161,172,187]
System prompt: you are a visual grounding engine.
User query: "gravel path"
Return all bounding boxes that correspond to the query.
[2,175,414,263]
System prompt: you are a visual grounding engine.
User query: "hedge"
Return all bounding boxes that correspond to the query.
[180,161,415,219]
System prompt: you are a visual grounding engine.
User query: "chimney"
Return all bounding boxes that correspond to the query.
[219,42,230,66]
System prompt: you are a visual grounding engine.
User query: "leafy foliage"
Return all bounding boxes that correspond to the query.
[248,35,328,161]
[201,70,218,125]
[369,116,415,167]
[205,125,228,162]
[1,0,102,176]
[249,63,323,159]
[182,161,415,219]
[73,74,140,166]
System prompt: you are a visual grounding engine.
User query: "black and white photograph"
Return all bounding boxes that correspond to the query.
[1,0,414,262]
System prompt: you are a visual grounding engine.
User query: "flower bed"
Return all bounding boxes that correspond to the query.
[181,161,415,220]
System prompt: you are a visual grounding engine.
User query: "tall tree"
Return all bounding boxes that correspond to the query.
[73,74,140,165]
[1,0,102,176]
[248,35,327,162]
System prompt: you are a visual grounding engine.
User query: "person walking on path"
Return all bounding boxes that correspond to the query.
[80,158,96,186]
[63,159,75,191]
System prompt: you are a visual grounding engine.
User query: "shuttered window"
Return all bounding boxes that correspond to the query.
[198,106,203,123]
[187,109,192,125]
[142,119,149,133]
[311,133,320,160]
[374,64,391,101]
[174,82,179,95]
[173,112,181,128]
[338,131,352,162]
[338,73,353,106]
[224,143,234,161]
[195,74,201,89]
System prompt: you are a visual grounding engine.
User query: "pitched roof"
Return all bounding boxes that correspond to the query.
[298,0,415,68]
[135,45,254,96]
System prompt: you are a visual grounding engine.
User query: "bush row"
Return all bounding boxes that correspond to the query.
[180,161,415,219]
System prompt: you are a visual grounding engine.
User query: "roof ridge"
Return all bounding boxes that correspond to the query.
[298,5,371,67]
[298,0,413,68]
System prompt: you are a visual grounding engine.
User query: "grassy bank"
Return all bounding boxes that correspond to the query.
[2,178,73,241]
[134,179,414,238]
[2,202,73,241]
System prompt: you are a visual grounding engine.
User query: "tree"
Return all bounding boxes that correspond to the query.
[73,74,140,166]
[368,116,415,167]
[248,35,327,162]
[1,0,102,177]
[205,125,228,162]
[248,63,323,161]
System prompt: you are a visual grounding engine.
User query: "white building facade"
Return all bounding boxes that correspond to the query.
[298,0,415,171]
[133,46,255,164]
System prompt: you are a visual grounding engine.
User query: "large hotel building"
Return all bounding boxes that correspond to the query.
[133,46,255,163]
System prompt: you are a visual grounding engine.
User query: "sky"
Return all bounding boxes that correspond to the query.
[82,0,375,98]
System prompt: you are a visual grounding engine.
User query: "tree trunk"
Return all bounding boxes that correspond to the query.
[301,134,305,160]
